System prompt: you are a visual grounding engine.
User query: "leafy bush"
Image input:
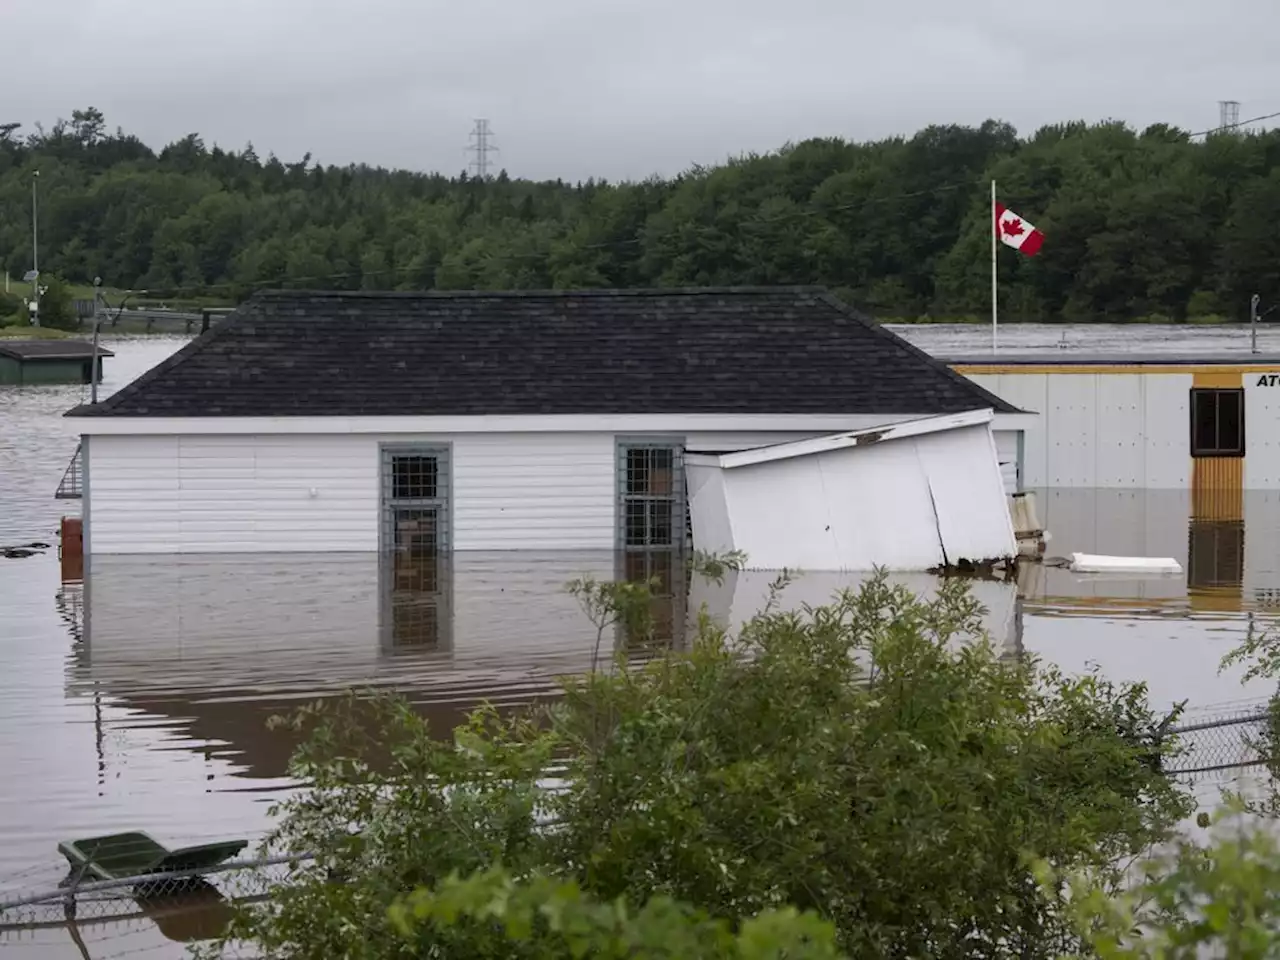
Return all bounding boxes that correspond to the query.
[33,275,80,331]
[388,866,844,959]
[0,289,23,319]
[207,571,1190,959]
[1042,802,1280,957]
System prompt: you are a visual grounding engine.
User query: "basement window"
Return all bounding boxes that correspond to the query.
[1190,388,1245,457]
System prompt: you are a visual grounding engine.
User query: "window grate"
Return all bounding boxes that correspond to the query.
[381,445,451,555]
[617,441,686,550]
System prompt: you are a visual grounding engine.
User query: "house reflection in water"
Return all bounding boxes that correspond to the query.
[64,549,1022,782]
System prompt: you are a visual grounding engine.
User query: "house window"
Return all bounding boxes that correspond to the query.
[1190,388,1245,457]
[617,441,685,549]
[382,446,451,554]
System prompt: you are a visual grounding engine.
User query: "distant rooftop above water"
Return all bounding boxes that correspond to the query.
[886,322,1280,362]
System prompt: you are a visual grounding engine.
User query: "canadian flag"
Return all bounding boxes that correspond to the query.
[995,203,1044,256]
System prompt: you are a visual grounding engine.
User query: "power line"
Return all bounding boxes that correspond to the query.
[1190,108,1280,139]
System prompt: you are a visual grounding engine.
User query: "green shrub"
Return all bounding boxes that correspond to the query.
[33,275,80,331]
[206,571,1190,960]
[1043,802,1280,957]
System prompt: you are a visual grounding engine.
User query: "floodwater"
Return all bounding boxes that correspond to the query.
[3,328,1280,958]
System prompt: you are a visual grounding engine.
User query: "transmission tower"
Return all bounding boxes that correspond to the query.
[1219,100,1241,133]
[467,119,498,179]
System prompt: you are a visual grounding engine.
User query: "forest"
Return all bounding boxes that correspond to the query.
[1,107,1279,322]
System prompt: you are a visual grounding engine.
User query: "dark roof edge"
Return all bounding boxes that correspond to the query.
[812,293,1026,415]
[0,344,116,359]
[248,286,830,300]
[65,296,260,417]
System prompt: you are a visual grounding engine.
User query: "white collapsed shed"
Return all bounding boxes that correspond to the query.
[685,409,1017,571]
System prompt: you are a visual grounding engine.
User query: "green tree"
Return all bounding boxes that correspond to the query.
[6,106,1280,320]
[205,571,1190,960]
[33,274,78,330]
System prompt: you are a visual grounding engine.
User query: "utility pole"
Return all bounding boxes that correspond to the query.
[30,170,39,327]
[91,278,104,403]
[1251,293,1260,355]
[466,119,498,179]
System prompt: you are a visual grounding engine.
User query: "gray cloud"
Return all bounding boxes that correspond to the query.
[3,0,1276,181]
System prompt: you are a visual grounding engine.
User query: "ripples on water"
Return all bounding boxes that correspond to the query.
[3,330,1280,957]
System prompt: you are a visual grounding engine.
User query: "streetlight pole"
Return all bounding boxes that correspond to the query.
[30,170,39,327]
[91,279,103,404]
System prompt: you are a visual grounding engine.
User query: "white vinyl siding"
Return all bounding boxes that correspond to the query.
[84,420,1024,555]
[88,433,615,554]
[453,434,614,551]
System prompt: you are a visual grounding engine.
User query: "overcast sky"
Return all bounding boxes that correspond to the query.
[4,0,1276,182]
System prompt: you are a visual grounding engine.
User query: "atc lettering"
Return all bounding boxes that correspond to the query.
[1257,374,1280,386]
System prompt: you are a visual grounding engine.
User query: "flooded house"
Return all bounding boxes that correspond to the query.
[62,287,1030,561]
[0,339,112,385]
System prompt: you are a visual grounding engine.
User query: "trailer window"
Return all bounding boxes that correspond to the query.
[1190,388,1245,457]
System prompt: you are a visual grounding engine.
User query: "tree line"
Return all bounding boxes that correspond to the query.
[2,107,1279,322]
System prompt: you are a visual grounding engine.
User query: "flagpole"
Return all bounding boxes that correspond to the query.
[991,179,998,354]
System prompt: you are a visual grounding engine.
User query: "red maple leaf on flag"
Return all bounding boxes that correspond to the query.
[995,201,1043,256]
[1001,217,1025,238]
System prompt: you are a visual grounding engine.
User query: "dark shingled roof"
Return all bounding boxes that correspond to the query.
[0,339,114,361]
[65,288,1020,418]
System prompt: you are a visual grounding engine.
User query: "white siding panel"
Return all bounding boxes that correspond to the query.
[88,432,617,554]
[451,434,615,551]
[703,421,1015,571]
[1245,376,1280,488]
[1095,375,1144,486]
[992,430,1019,493]
[89,436,181,554]
[967,372,1193,489]
[1045,375,1097,487]
[1142,375,1192,488]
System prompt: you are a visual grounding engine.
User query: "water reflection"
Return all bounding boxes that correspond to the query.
[59,550,1022,783]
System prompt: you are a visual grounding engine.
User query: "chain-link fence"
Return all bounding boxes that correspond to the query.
[1164,705,1274,777]
[0,850,308,960]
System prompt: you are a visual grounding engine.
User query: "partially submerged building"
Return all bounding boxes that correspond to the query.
[947,351,1280,519]
[63,288,1029,561]
[0,339,112,385]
